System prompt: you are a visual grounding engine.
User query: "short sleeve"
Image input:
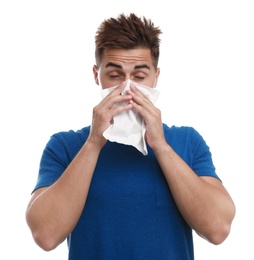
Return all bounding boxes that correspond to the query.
[32,134,69,192]
[189,127,221,181]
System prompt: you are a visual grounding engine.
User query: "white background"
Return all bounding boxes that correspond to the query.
[1,0,253,259]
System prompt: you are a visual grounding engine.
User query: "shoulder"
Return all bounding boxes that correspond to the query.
[163,123,201,139]
[162,123,209,154]
[44,126,91,158]
[51,126,90,142]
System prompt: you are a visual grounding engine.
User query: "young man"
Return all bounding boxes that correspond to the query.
[26,13,235,259]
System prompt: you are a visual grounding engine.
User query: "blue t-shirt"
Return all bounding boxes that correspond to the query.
[34,124,220,260]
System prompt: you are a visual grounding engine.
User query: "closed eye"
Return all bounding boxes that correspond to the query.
[134,76,145,80]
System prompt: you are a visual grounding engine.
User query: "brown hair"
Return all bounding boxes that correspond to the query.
[95,13,162,69]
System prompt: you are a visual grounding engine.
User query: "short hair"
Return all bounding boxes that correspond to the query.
[95,13,162,69]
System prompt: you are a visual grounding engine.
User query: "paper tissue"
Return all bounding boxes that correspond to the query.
[101,79,160,155]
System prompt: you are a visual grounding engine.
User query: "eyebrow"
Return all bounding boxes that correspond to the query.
[105,62,150,70]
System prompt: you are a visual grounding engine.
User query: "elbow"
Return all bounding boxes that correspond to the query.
[26,216,62,251]
[206,222,232,245]
[32,231,60,251]
[29,222,66,251]
[200,211,235,245]
[197,221,231,245]
[202,202,236,245]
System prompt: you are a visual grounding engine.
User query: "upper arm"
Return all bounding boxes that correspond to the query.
[27,187,49,209]
[200,176,231,196]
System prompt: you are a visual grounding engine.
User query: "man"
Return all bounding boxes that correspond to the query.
[26,13,235,259]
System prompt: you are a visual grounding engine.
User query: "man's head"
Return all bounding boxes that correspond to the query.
[95,13,162,70]
[93,13,162,89]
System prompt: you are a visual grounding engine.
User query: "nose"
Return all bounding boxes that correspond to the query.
[123,75,133,83]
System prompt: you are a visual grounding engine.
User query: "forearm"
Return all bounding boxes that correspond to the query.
[26,139,102,251]
[154,143,235,244]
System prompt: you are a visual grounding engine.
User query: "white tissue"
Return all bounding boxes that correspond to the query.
[101,79,160,155]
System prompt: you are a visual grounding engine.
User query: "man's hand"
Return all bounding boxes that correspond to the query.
[88,81,133,148]
[126,83,167,152]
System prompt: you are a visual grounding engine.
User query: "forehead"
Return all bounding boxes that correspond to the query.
[101,48,153,68]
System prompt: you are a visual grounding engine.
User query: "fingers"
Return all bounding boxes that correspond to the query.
[90,82,134,137]
[127,84,155,116]
[101,82,133,114]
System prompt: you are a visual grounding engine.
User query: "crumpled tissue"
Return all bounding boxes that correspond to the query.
[101,79,160,155]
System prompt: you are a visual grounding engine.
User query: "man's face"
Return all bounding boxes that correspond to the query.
[93,48,160,89]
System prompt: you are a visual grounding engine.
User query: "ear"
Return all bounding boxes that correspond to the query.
[152,68,160,88]
[93,65,99,85]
